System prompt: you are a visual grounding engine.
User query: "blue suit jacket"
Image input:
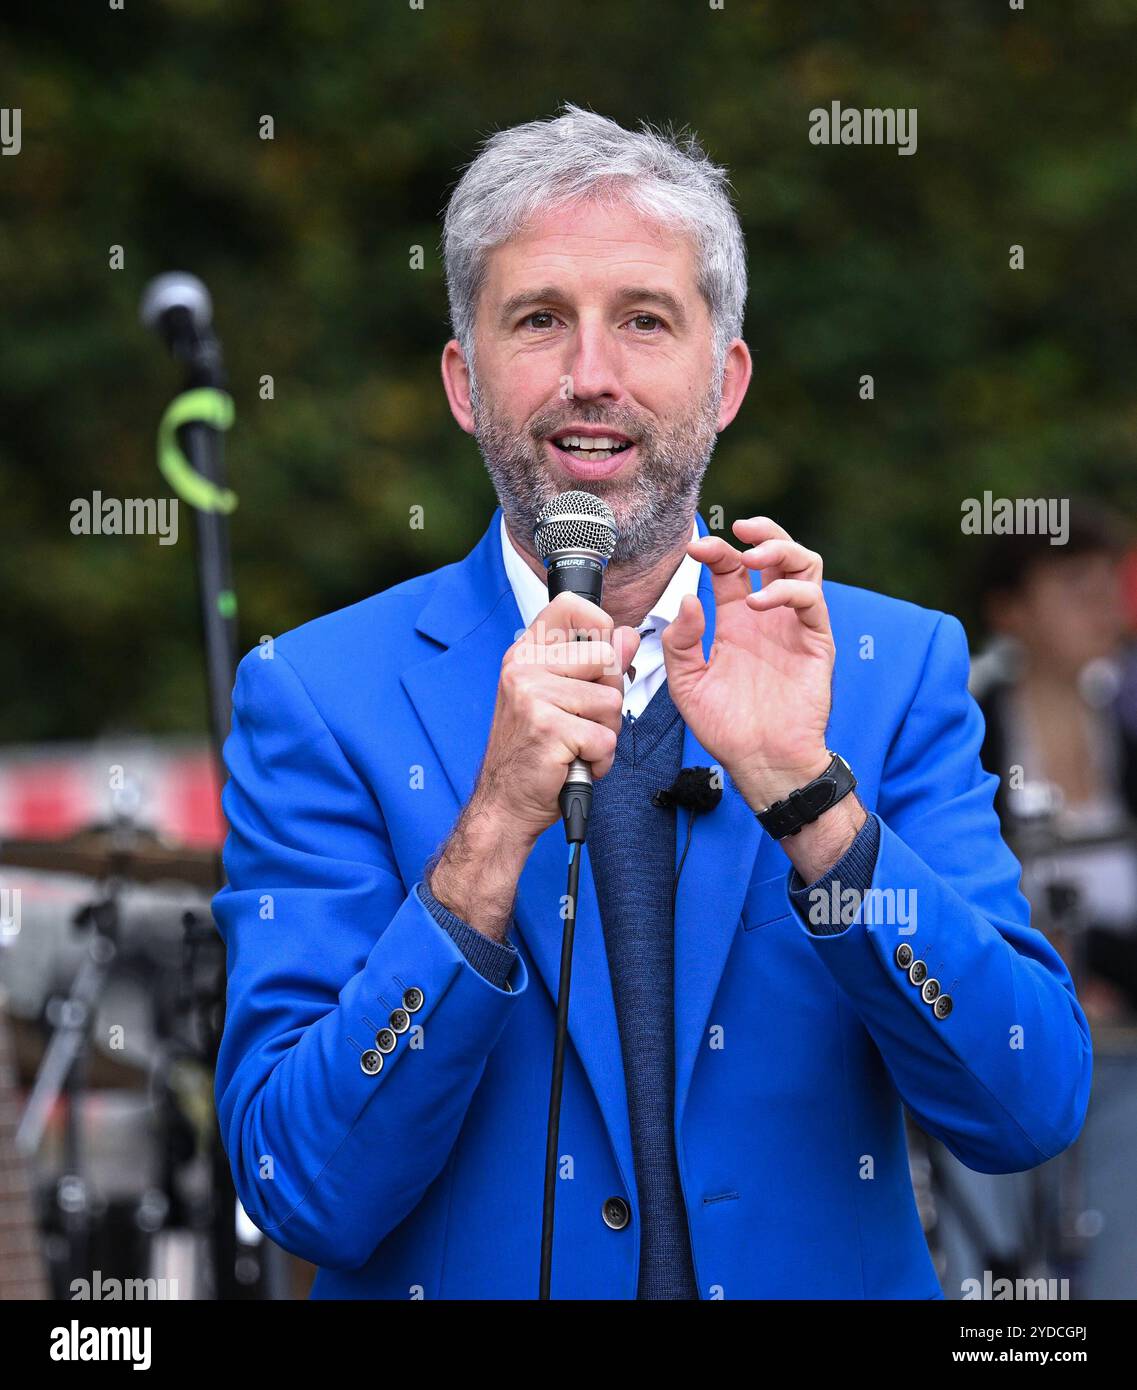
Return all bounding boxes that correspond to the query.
[212,506,1092,1299]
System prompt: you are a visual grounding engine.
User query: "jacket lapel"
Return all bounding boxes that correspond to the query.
[400,508,636,1195]
[671,514,774,1133]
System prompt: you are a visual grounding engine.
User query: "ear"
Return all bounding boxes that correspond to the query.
[441,339,476,436]
[715,338,753,432]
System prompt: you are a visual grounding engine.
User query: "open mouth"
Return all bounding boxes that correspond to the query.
[549,433,635,463]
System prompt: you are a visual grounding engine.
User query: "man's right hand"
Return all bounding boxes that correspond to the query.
[426,592,640,940]
[478,590,640,841]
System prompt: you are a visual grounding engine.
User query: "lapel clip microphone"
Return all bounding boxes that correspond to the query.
[652,766,723,814]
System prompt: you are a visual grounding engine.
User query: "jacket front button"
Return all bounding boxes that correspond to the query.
[602,1197,631,1230]
[895,943,913,969]
[402,987,424,1013]
[360,1049,383,1076]
[933,994,954,1020]
[389,1008,411,1034]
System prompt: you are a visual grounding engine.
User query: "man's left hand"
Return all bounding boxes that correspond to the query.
[662,516,865,880]
[661,515,836,812]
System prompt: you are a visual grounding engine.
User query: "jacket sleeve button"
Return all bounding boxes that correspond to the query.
[602,1196,631,1230]
[933,994,953,1020]
[402,987,424,1013]
[895,943,913,969]
[389,1008,411,1034]
[360,1049,384,1076]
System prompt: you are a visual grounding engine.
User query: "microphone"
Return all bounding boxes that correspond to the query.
[532,489,618,1297]
[139,272,224,388]
[652,767,723,814]
[534,491,619,844]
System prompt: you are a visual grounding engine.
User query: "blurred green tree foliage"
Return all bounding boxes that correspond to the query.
[1,0,1134,739]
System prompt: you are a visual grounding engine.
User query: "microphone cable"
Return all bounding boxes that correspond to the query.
[538,837,583,1300]
[652,767,723,913]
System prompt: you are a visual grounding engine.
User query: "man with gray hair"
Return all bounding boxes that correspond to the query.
[213,105,1091,1299]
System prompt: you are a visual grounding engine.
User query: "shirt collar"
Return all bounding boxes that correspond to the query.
[499,512,701,635]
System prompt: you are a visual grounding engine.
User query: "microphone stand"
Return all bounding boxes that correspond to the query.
[163,321,238,760]
[142,283,243,1299]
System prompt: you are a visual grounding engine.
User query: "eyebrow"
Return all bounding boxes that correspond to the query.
[496,285,689,330]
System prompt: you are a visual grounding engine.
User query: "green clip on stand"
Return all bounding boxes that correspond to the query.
[157,388,239,622]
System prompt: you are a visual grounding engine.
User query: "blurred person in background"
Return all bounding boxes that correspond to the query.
[971,502,1137,1021]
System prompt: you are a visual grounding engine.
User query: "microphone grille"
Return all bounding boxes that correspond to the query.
[533,491,618,562]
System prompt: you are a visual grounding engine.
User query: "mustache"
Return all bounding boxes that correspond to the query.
[527,406,650,443]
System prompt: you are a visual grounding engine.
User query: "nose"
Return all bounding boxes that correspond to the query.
[564,312,626,403]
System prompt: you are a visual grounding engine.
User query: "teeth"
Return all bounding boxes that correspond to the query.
[555,435,630,454]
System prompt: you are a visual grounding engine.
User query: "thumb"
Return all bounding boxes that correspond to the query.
[612,624,641,676]
[662,593,706,683]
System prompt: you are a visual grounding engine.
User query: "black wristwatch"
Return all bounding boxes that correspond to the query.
[754,752,857,840]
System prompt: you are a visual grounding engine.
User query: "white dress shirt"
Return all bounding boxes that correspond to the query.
[499,513,702,720]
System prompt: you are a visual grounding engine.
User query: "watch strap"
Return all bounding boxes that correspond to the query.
[755,752,857,840]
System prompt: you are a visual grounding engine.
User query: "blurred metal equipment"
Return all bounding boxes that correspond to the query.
[0,825,218,890]
[0,979,49,1298]
[5,813,239,1298]
[13,838,146,1292]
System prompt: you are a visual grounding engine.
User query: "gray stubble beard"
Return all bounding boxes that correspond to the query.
[468,362,724,570]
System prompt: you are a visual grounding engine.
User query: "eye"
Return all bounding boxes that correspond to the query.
[625,313,663,333]
[521,310,560,331]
